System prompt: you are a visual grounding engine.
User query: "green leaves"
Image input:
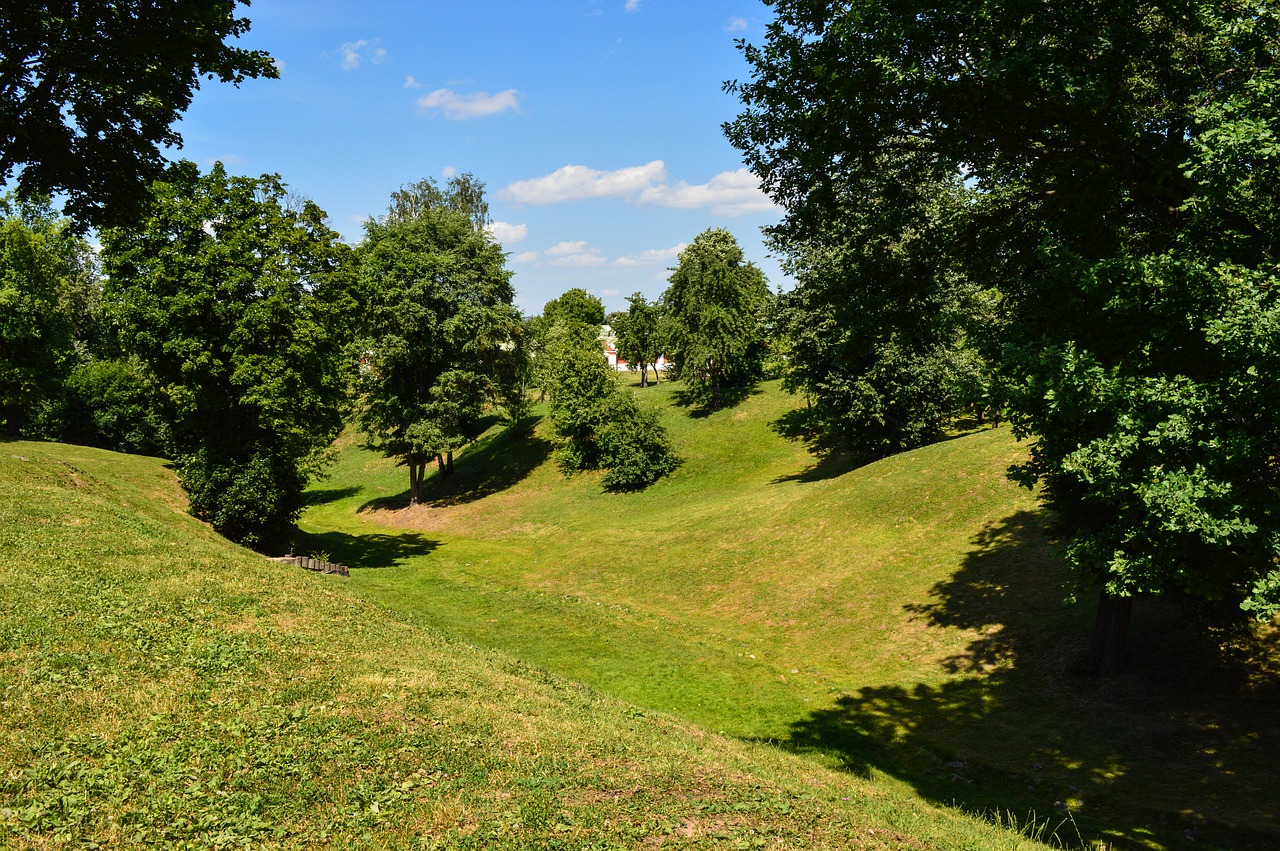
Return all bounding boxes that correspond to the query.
[100,163,352,546]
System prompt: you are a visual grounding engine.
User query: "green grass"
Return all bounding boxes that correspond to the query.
[0,439,1062,849]
[299,379,1280,851]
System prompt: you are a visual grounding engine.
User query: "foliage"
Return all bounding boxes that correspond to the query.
[0,0,276,228]
[766,174,990,461]
[542,286,605,331]
[354,178,520,503]
[615,291,664,388]
[545,325,678,490]
[662,228,769,409]
[53,357,169,455]
[100,162,352,546]
[726,0,1280,631]
[0,194,89,437]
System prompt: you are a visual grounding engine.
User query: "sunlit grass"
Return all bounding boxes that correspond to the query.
[0,439,1051,849]
[302,379,1280,851]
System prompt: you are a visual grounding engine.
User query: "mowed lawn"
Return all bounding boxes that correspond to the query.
[303,379,1280,851]
[1,440,1059,850]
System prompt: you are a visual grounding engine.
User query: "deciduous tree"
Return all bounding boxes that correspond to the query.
[355,179,520,504]
[662,229,769,409]
[1,1,276,228]
[101,162,352,547]
[727,0,1280,672]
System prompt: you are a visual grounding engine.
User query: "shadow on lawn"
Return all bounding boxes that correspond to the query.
[673,383,762,418]
[298,528,440,570]
[768,510,1280,851]
[361,419,553,512]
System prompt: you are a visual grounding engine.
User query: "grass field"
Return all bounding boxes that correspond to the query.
[0,439,1061,849]
[297,379,1280,851]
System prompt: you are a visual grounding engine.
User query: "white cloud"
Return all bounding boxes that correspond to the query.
[514,251,540,263]
[503,161,667,205]
[545,240,594,257]
[625,0,641,10]
[486,221,529,244]
[536,241,608,267]
[614,242,688,267]
[638,168,778,216]
[725,17,748,32]
[440,166,457,178]
[600,289,620,297]
[503,162,777,216]
[404,75,422,89]
[417,88,519,120]
[340,39,387,70]
[555,253,608,268]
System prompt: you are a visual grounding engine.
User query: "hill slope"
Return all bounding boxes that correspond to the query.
[0,441,1051,849]
[302,379,1280,851]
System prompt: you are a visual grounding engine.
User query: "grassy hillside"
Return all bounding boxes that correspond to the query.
[301,379,1280,851]
[0,440,1057,849]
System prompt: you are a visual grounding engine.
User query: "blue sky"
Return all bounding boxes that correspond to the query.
[174,0,787,316]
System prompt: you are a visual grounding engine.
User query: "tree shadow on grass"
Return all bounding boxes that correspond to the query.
[297,528,440,570]
[765,510,1280,851]
[302,485,362,507]
[672,383,762,418]
[360,420,553,512]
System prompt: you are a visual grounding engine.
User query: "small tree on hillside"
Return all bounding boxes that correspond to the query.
[545,325,678,490]
[615,292,663,387]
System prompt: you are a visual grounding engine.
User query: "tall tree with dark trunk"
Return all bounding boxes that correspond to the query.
[727,0,1280,673]
[354,178,519,505]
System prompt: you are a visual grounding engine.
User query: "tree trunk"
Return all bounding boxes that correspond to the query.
[653,362,660,385]
[408,459,424,505]
[445,451,454,476]
[1091,590,1133,677]
[3,403,21,438]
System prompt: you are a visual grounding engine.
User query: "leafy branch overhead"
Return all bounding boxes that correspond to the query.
[0,1,278,228]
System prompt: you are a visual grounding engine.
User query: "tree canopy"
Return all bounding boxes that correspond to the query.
[614,292,664,388]
[354,178,520,505]
[727,0,1280,670]
[542,287,605,332]
[662,228,769,409]
[0,194,88,436]
[101,162,352,547]
[0,0,276,228]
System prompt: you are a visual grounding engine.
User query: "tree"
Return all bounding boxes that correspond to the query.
[0,194,88,437]
[355,179,520,505]
[101,162,352,547]
[727,0,1280,672]
[615,292,663,388]
[766,172,989,461]
[662,229,769,409]
[542,287,605,332]
[544,324,678,490]
[1,1,276,228]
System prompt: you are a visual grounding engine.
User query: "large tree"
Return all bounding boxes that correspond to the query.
[0,194,88,436]
[0,1,276,228]
[354,180,520,505]
[662,228,769,409]
[727,0,1280,672]
[101,162,353,547]
[542,287,605,332]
